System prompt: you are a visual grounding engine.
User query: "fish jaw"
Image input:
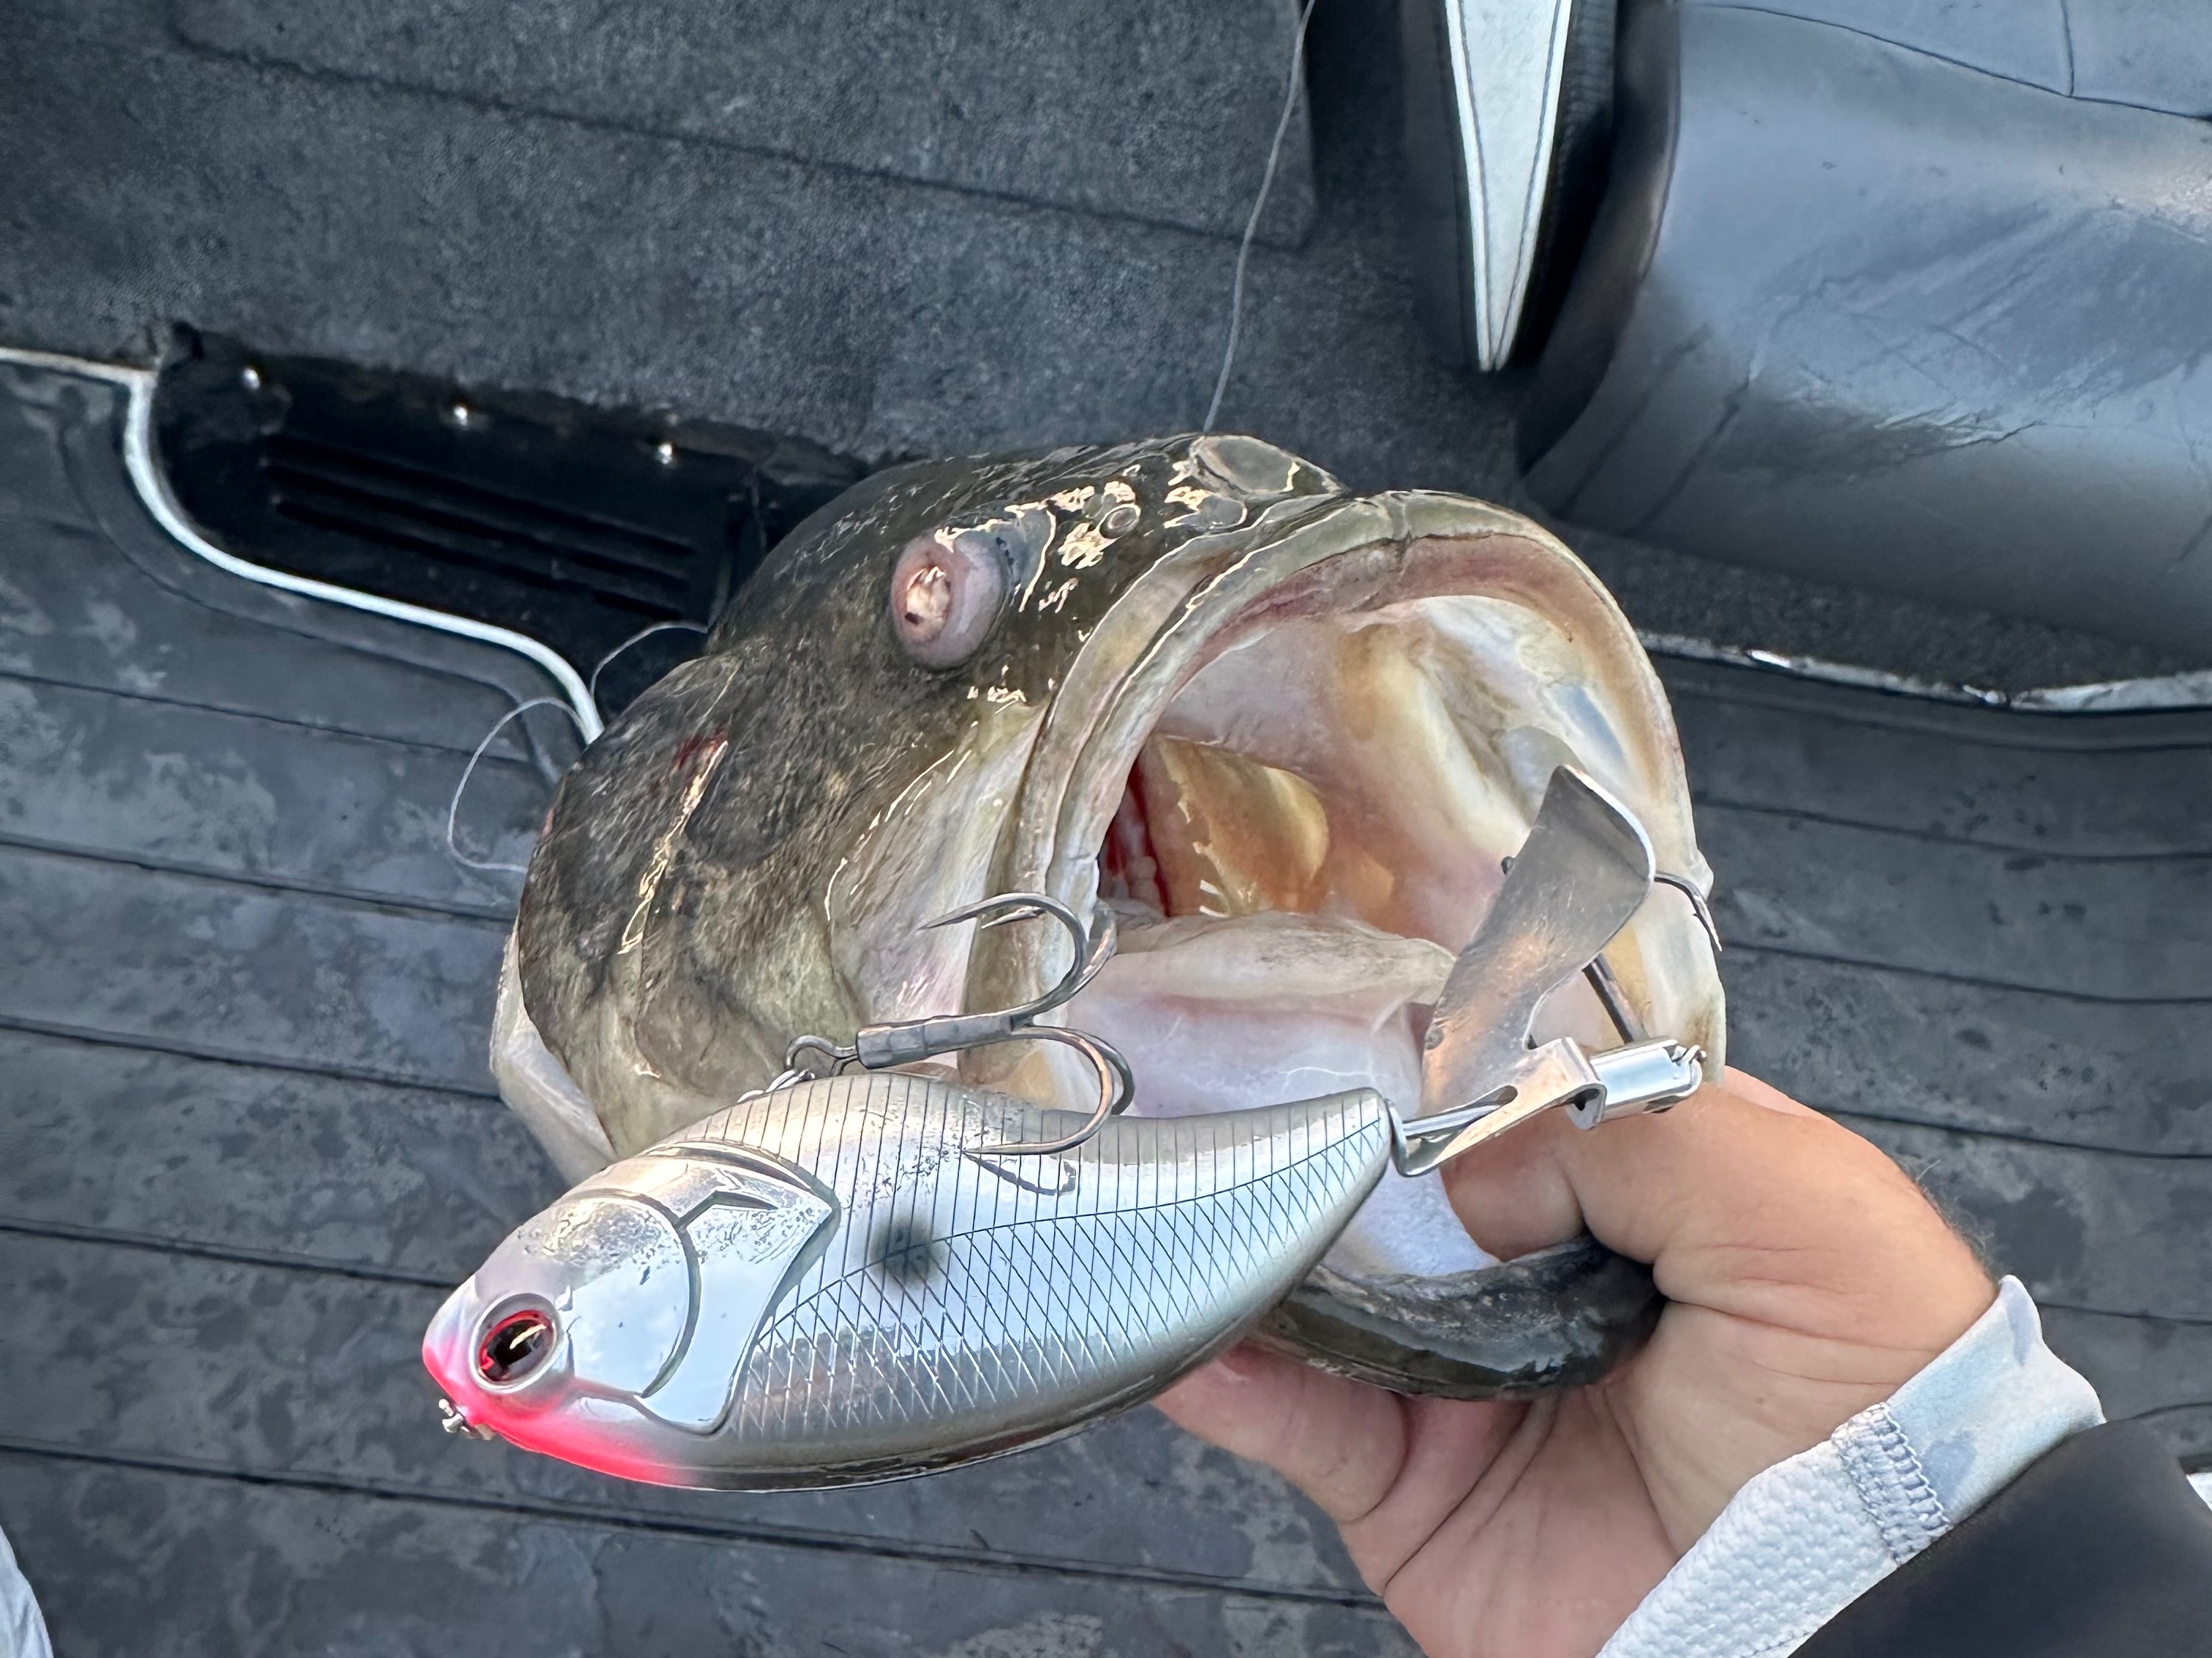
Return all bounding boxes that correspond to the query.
[947,487,1720,1297]
[1012,489,1709,980]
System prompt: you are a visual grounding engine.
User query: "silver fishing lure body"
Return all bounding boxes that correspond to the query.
[424,1072,1391,1488]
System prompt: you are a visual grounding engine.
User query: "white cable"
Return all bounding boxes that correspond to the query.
[0,344,605,741]
[1203,0,1321,435]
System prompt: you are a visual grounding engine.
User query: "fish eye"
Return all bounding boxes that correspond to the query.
[890,530,1008,668]
[476,1303,559,1387]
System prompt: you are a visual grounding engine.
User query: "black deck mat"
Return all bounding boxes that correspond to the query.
[0,357,2205,1652]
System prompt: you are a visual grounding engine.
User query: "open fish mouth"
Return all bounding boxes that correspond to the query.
[974,484,1724,1302]
[500,434,1723,1397]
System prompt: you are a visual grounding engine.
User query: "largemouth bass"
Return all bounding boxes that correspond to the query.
[425,1073,1391,1488]
[498,432,1724,1394]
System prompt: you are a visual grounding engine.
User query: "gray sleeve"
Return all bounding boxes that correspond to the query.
[0,1522,53,1658]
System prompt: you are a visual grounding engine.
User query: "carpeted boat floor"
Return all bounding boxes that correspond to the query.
[7,0,2207,696]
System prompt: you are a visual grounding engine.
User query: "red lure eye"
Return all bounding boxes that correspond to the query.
[476,1307,557,1384]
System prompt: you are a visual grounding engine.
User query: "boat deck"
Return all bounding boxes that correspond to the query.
[1,358,2205,1654]
[2,0,2209,1646]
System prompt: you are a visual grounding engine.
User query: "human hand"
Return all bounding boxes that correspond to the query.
[1156,1068,1995,1658]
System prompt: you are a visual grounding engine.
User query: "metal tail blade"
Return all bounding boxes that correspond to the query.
[1418,768,1655,1117]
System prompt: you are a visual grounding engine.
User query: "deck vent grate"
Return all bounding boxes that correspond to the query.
[154,327,862,712]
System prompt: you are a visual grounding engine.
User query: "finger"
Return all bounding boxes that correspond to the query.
[1442,1072,1992,1349]
[1154,1341,1410,1524]
[1432,1092,1585,1260]
[1720,1065,1821,1118]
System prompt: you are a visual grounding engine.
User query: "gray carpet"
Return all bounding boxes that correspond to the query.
[3,0,2205,690]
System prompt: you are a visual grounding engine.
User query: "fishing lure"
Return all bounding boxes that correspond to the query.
[426,768,1703,1488]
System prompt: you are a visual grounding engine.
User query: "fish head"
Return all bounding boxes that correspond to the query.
[505,432,1722,1389]
[424,1144,837,1481]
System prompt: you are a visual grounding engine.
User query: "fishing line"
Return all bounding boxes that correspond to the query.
[445,697,590,875]
[1203,0,1321,435]
[586,620,709,708]
[447,620,709,877]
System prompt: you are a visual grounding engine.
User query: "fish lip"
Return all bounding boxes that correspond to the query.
[1005,495,1391,918]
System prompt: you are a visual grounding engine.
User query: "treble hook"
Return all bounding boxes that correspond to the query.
[966,1026,1131,1158]
[775,891,1135,1156]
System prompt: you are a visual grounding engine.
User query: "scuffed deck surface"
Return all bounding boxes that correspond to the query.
[0,360,2205,1653]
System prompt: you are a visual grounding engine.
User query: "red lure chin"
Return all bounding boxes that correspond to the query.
[444,1378,695,1487]
[426,1294,693,1488]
